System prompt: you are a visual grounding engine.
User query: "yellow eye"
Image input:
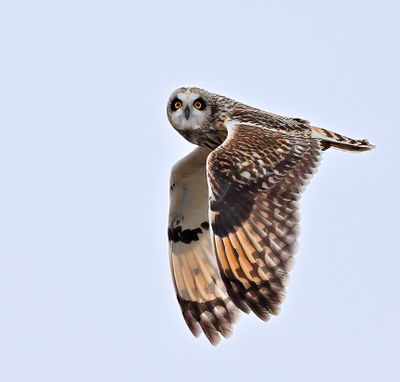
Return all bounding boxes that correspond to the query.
[194,101,202,109]
[174,101,182,109]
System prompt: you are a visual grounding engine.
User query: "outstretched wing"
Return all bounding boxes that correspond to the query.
[168,147,239,345]
[207,121,322,320]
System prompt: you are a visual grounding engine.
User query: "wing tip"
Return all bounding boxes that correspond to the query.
[177,296,240,345]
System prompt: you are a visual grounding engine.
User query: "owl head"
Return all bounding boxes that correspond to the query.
[167,87,214,132]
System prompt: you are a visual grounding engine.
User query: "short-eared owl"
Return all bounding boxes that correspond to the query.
[167,87,374,345]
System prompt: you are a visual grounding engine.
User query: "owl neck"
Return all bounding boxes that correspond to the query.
[178,126,227,150]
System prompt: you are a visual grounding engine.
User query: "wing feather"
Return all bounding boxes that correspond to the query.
[168,147,239,344]
[207,122,322,320]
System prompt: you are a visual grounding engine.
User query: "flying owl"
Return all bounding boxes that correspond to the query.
[166,87,374,345]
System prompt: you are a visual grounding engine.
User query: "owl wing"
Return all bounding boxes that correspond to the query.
[168,147,239,345]
[207,121,322,320]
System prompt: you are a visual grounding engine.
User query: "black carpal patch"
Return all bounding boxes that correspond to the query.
[210,184,256,237]
[200,221,209,230]
[168,226,203,244]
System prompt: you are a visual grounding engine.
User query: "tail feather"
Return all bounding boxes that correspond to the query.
[310,126,375,152]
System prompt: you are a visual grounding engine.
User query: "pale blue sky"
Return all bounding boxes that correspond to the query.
[0,1,399,381]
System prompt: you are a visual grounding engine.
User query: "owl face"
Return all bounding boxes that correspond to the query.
[167,88,212,131]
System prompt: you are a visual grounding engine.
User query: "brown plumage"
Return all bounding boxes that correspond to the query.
[167,87,374,345]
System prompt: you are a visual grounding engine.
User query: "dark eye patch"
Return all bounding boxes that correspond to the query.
[193,98,206,110]
[171,97,182,111]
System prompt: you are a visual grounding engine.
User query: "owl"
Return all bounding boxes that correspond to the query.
[166,87,374,345]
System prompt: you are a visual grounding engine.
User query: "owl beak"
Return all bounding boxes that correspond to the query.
[184,106,190,120]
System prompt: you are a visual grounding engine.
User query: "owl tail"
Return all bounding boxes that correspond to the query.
[310,126,375,152]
